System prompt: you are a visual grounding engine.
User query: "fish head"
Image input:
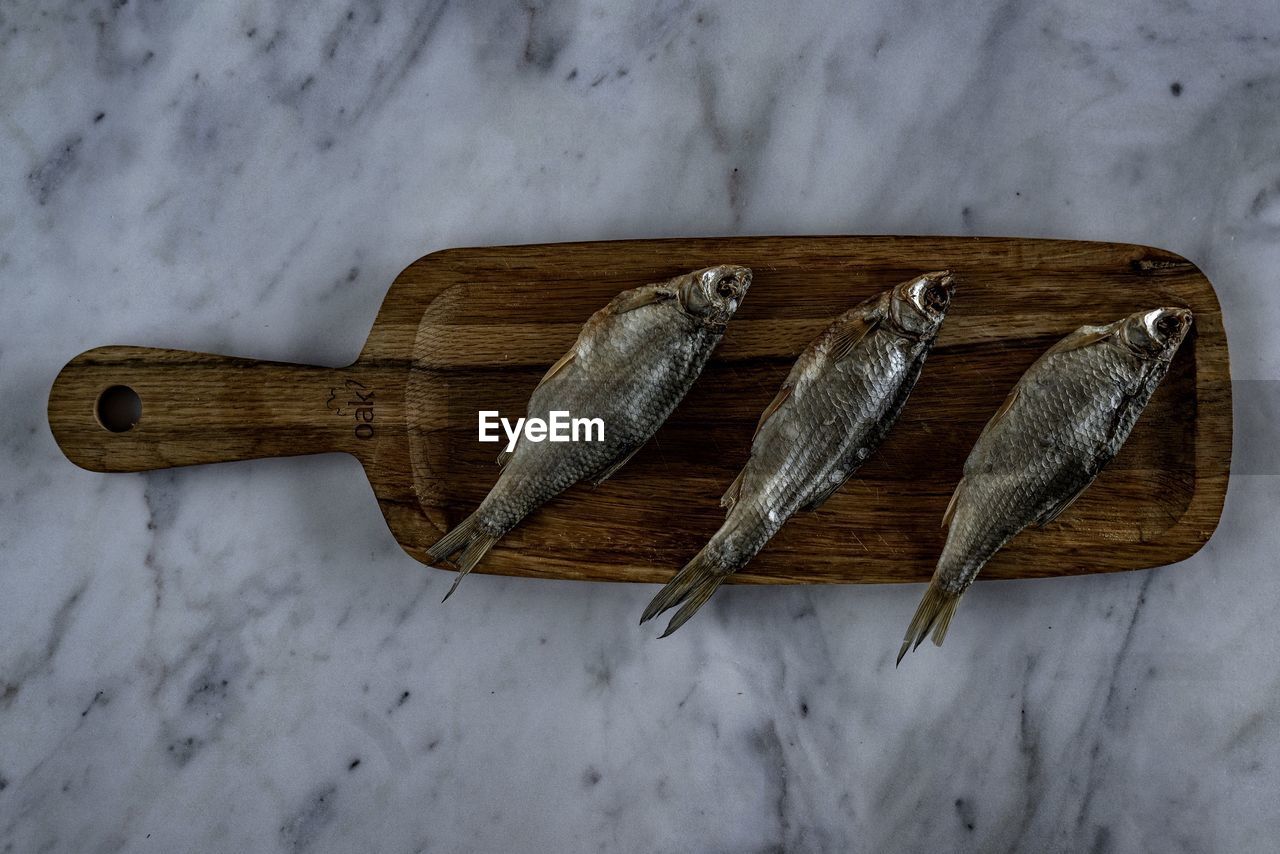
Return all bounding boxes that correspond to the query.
[1120,307,1193,360]
[678,265,752,327]
[888,270,956,338]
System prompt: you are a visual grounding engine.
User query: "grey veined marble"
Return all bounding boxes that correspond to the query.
[2,1,1279,852]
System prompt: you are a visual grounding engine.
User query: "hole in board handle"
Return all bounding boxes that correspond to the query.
[96,385,142,433]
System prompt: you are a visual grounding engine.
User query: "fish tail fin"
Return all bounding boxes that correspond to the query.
[427,512,500,602]
[640,545,729,636]
[658,575,727,638]
[896,578,962,666]
[427,513,478,562]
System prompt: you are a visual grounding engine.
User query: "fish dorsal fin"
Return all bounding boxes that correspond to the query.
[720,467,747,510]
[979,384,1021,440]
[941,478,964,528]
[1047,325,1114,356]
[828,314,881,362]
[534,285,674,397]
[752,383,794,442]
[496,447,513,467]
[533,347,577,395]
[609,284,675,316]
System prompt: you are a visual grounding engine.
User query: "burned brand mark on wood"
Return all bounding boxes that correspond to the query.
[327,378,375,440]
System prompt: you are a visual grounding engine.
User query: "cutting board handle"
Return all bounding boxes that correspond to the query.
[48,346,369,472]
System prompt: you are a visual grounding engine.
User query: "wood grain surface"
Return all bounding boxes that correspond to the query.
[48,236,1231,585]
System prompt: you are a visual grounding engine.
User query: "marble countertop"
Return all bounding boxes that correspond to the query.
[3,2,1279,851]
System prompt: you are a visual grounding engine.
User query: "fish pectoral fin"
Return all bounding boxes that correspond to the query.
[829,315,880,362]
[752,383,793,442]
[1036,478,1095,527]
[533,347,578,395]
[800,472,851,513]
[941,478,964,529]
[720,467,747,510]
[609,284,676,315]
[589,444,643,486]
[1102,367,1155,450]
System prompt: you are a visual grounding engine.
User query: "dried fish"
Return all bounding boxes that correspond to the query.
[428,265,752,599]
[898,307,1194,663]
[641,272,957,636]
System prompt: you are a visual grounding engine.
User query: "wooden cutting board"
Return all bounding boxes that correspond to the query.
[48,236,1231,585]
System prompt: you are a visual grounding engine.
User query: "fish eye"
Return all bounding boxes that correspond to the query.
[1156,314,1181,339]
[716,277,737,297]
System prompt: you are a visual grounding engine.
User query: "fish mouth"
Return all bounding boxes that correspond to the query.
[715,266,752,300]
[906,270,955,316]
[923,270,956,312]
